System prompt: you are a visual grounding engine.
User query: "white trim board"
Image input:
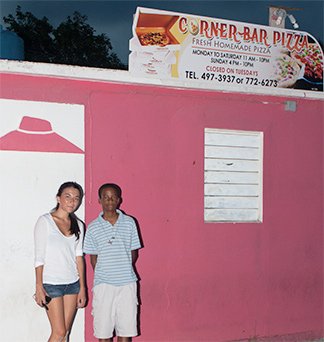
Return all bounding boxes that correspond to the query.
[1,59,323,100]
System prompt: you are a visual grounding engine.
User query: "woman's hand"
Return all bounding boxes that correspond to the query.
[34,284,47,308]
[77,287,87,308]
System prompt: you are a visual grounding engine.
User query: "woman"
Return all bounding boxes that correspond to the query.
[34,181,86,342]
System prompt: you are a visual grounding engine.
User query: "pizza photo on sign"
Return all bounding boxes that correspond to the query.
[135,12,179,47]
[273,39,323,91]
[130,9,181,79]
[291,44,323,82]
[273,53,302,88]
[139,31,170,46]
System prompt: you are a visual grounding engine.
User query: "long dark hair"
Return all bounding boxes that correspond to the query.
[55,181,84,240]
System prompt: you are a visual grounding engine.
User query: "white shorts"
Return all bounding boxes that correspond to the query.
[92,282,138,339]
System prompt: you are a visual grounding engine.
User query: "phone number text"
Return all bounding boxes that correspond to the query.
[185,71,278,87]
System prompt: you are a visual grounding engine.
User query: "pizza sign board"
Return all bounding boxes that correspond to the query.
[129,7,323,92]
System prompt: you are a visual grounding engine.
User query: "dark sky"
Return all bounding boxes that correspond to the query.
[1,0,323,64]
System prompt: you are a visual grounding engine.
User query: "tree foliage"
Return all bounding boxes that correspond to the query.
[3,6,126,69]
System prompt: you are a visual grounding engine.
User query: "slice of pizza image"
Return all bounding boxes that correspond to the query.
[273,53,302,88]
[291,44,323,81]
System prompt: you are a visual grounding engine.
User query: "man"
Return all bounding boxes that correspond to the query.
[84,183,141,342]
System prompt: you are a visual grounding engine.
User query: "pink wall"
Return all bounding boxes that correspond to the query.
[1,73,323,341]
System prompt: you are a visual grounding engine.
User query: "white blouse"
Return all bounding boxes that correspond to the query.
[34,213,84,285]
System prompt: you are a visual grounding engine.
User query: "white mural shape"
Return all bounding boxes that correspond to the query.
[0,99,85,342]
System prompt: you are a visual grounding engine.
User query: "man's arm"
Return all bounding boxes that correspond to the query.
[90,254,98,270]
[131,249,138,265]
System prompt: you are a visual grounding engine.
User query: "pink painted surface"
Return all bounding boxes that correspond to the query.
[1,73,323,341]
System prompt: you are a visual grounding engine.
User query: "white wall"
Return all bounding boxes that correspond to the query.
[0,99,85,341]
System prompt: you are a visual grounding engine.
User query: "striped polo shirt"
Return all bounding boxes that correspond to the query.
[84,209,141,286]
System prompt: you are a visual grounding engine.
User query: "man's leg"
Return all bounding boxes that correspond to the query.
[93,284,116,341]
[116,283,138,340]
[117,337,131,342]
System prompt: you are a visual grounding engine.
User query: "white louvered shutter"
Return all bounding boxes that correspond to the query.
[204,128,263,222]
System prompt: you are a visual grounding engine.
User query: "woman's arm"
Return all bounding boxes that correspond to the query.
[34,216,48,307]
[34,266,47,307]
[76,256,87,308]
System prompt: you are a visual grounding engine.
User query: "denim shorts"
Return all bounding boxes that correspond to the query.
[43,280,80,298]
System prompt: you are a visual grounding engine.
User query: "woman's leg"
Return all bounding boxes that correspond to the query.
[62,294,78,341]
[46,297,66,342]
